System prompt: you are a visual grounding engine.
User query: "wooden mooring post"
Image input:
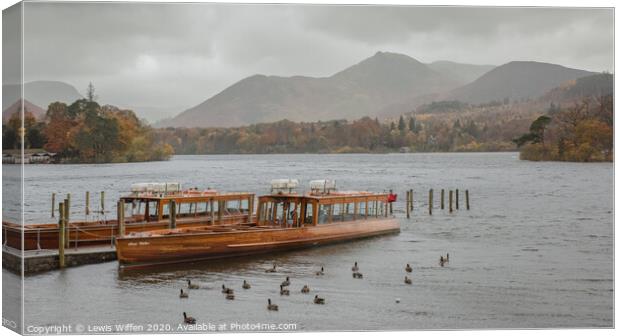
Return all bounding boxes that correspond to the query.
[428,189,433,215]
[449,190,453,213]
[65,195,70,248]
[100,191,105,214]
[58,202,66,268]
[456,189,459,210]
[65,193,71,221]
[441,189,445,210]
[409,189,413,211]
[51,193,56,218]
[466,189,470,210]
[389,189,393,214]
[117,201,125,236]
[85,191,90,216]
[170,200,177,229]
[406,190,411,219]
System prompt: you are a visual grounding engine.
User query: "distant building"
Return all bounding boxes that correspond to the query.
[2,152,57,164]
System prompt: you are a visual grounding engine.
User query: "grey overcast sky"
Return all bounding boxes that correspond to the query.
[20,3,614,121]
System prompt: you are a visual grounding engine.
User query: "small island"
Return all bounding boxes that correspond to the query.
[2,85,173,164]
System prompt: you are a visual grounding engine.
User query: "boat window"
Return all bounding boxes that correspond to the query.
[317,204,330,224]
[304,202,314,225]
[193,202,206,216]
[343,202,355,221]
[146,201,158,220]
[358,201,367,219]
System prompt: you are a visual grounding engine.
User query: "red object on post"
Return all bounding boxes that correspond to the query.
[387,193,397,203]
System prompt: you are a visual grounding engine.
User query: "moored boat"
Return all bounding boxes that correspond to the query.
[3,183,255,250]
[116,180,400,268]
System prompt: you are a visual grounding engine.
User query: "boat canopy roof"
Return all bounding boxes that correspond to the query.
[121,190,254,202]
[258,191,388,204]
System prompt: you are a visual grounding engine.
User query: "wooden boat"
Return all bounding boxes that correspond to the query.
[116,181,400,268]
[3,185,255,250]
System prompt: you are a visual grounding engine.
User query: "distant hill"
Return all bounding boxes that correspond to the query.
[427,61,495,85]
[543,72,613,102]
[156,52,461,128]
[2,80,83,112]
[2,99,46,122]
[444,61,596,104]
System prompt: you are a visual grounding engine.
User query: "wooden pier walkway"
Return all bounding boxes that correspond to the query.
[2,245,116,275]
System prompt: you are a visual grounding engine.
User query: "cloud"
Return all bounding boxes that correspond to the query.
[18,3,613,121]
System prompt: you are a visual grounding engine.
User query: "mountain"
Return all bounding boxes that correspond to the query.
[427,61,495,85]
[157,52,460,128]
[444,61,597,104]
[2,99,46,122]
[2,80,83,112]
[543,72,613,101]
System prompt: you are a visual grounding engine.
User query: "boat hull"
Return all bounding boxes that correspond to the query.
[116,218,400,268]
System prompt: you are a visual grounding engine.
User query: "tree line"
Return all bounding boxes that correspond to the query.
[153,112,521,155]
[514,95,612,162]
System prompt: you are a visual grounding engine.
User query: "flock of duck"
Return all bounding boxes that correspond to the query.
[180,254,450,325]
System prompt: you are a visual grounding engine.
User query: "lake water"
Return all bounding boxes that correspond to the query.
[3,153,614,331]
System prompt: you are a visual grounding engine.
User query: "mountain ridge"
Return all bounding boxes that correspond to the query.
[156,52,463,128]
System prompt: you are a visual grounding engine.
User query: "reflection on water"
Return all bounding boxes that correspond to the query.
[8,153,612,330]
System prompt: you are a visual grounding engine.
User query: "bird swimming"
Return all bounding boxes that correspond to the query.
[315,267,325,276]
[314,295,325,304]
[265,264,277,273]
[281,276,290,287]
[187,280,199,289]
[183,312,196,324]
[301,285,310,293]
[353,271,363,279]
[280,285,290,296]
[405,276,412,284]
[267,299,278,311]
[242,280,251,289]
[179,289,189,298]
[405,264,413,273]
[222,284,234,294]
[351,262,359,272]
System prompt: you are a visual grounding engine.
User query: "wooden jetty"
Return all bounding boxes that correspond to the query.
[3,245,116,274]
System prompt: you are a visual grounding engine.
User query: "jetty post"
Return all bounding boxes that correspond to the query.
[58,202,66,268]
[409,189,413,211]
[466,190,470,210]
[389,189,393,214]
[441,189,445,210]
[65,194,71,248]
[51,193,56,218]
[66,193,71,222]
[428,189,433,215]
[85,191,90,216]
[456,189,459,210]
[100,191,105,214]
[449,190,453,213]
[170,200,177,229]
[406,190,411,219]
[117,200,126,236]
